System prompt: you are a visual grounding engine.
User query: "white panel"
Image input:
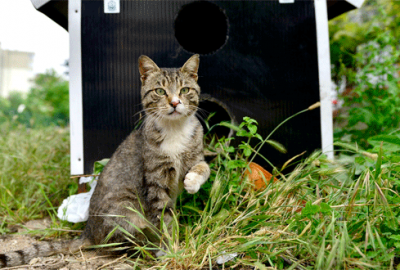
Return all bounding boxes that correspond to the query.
[314,0,334,159]
[69,0,84,174]
[346,0,365,8]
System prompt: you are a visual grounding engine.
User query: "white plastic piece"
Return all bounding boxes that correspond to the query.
[216,252,238,264]
[57,176,97,223]
[279,0,295,3]
[104,0,120,13]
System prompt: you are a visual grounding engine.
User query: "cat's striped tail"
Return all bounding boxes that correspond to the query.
[0,238,88,268]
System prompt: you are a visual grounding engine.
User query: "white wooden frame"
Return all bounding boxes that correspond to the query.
[69,0,84,174]
[315,0,334,159]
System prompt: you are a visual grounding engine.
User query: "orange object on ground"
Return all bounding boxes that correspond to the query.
[244,162,278,190]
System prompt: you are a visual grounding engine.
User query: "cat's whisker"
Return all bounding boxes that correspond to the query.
[185,106,209,119]
[195,109,209,119]
[134,113,153,128]
[135,115,153,130]
[138,109,162,129]
[187,105,209,112]
[144,111,164,129]
[194,112,208,127]
[132,109,149,121]
[132,108,162,127]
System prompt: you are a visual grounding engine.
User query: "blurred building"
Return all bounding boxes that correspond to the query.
[0,43,34,97]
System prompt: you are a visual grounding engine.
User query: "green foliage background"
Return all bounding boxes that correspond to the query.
[331,0,400,149]
[0,69,69,127]
[329,0,400,82]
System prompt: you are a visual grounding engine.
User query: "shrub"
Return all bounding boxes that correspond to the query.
[0,69,69,128]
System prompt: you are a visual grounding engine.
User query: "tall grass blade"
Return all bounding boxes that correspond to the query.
[374,142,383,179]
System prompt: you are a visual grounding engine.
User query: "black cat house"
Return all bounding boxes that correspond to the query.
[32,0,364,175]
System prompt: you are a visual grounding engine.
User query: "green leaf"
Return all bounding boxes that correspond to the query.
[301,201,320,217]
[226,146,236,153]
[255,134,263,141]
[218,122,242,132]
[248,124,257,135]
[374,143,383,179]
[369,135,400,147]
[355,156,366,165]
[93,158,110,174]
[320,203,332,213]
[389,235,400,241]
[239,144,252,157]
[237,130,252,138]
[211,208,230,222]
[265,140,287,154]
[243,147,252,157]
[243,116,258,125]
[334,142,359,152]
[227,160,247,169]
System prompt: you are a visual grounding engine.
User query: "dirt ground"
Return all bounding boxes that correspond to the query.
[0,219,134,270]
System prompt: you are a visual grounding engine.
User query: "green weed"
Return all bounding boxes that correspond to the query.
[0,123,80,235]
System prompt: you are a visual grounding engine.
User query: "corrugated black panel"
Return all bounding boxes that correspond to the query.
[81,0,321,173]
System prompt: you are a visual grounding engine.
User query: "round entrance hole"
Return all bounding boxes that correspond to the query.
[174,1,229,55]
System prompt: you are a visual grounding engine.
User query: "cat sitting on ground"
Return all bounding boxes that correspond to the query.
[0,54,210,268]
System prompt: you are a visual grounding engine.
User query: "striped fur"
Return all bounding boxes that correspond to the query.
[0,238,88,267]
[0,55,210,268]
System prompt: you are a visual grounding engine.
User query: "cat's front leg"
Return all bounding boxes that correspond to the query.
[184,161,210,194]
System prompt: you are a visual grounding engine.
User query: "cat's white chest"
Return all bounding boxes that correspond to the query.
[159,119,196,157]
[158,118,196,200]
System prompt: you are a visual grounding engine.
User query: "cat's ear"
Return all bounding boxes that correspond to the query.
[180,54,200,81]
[138,55,161,83]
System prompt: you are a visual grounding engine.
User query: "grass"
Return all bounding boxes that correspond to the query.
[1,111,400,269]
[156,149,399,269]
[0,122,74,234]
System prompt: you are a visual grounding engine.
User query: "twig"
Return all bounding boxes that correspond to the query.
[49,228,83,233]
[97,254,127,270]
[331,203,400,208]
[70,174,99,179]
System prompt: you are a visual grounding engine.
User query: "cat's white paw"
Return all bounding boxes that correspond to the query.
[184,172,202,194]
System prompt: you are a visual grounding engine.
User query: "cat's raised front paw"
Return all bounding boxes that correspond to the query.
[184,172,202,194]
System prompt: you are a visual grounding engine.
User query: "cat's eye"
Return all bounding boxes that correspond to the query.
[180,87,190,95]
[155,88,166,95]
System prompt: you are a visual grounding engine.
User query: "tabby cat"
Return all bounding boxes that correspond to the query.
[0,54,210,267]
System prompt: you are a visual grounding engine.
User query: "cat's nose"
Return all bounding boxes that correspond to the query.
[170,100,180,108]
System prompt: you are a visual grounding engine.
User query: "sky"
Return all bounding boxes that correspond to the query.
[0,0,69,77]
